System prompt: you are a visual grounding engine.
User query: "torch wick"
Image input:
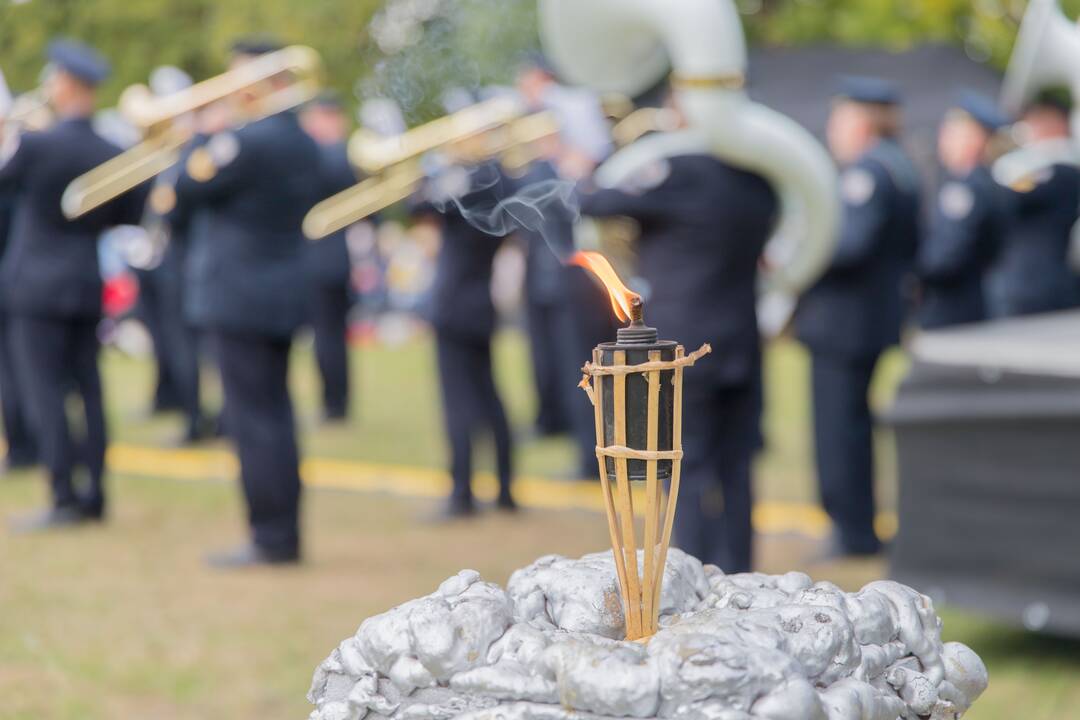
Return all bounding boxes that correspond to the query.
[629,297,644,326]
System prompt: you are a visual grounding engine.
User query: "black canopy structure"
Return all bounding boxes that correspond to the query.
[887,312,1080,637]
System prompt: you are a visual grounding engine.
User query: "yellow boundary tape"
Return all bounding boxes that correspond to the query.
[104,443,897,541]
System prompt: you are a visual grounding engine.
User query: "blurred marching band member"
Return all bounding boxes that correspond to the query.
[918,91,1012,329]
[987,90,1080,318]
[553,247,621,482]
[513,54,617,480]
[795,77,920,559]
[173,38,321,566]
[515,174,569,440]
[515,53,612,179]
[414,147,516,519]
[133,66,211,445]
[579,83,778,573]
[130,67,186,418]
[300,91,359,423]
[0,40,148,530]
[0,95,38,473]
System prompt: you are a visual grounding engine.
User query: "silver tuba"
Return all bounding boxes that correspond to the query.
[996,0,1080,271]
[1000,0,1080,134]
[994,0,1080,189]
[538,0,839,312]
[0,88,52,147]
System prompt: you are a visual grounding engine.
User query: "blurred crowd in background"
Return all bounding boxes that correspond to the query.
[3,0,1080,579]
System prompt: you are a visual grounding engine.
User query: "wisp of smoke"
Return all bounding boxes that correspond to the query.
[430,163,581,262]
[363,0,579,264]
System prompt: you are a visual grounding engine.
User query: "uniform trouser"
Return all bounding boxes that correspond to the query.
[156,269,202,433]
[987,267,1080,319]
[309,282,351,418]
[673,375,759,573]
[0,311,37,464]
[166,322,202,435]
[10,315,105,512]
[435,330,513,505]
[215,330,301,555]
[525,298,568,435]
[809,350,882,554]
[135,271,180,411]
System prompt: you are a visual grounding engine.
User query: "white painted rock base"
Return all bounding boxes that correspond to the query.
[309,549,987,720]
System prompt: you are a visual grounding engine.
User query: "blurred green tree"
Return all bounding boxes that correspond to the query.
[740,0,1080,69]
[0,0,383,107]
[1,0,1078,123]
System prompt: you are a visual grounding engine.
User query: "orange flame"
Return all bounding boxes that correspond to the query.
[569,251,641,323]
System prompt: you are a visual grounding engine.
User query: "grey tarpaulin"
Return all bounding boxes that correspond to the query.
[887,310,1080,637]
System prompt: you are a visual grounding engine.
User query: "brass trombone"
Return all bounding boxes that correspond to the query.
[302,97,560,240]
[610,106,682,148]
[61,45,323,220]
[1,88,52,141]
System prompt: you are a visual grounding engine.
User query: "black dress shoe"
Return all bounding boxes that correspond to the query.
[807,534,884,564]
[152,397,183,415]
[9,506,93,534]
[0,457,36,476]
[495,493,519,513]
[78,500,106,522]
[321,408,348,424]
[205,543,301,569]
[169,419,213,448]
[425,499,478,523]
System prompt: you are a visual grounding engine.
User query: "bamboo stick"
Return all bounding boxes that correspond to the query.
[594,446,682,461]
[655,346,685,617]
[582,344,711,376]
[642,349,661,635]
[592,348,631,627]
[612,350,643,639]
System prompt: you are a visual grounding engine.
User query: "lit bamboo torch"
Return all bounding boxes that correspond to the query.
[574,251,710,641]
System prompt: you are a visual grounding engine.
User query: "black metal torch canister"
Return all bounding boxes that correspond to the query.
[579,278,710,641]
[595,301,677,485]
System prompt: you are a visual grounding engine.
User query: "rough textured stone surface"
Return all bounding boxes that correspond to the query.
[308,550,987,720]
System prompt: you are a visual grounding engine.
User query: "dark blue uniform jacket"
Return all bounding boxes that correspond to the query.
[990,163,1080,316]
[513,160,574,306]
[796,139,921,357]
[175,111,321,339]
[305,141,356,288]
[0,189,12,308]
[581,154,778,386]
[919,166,1008,329]
[410,163,510,341]
[0,118,146,318]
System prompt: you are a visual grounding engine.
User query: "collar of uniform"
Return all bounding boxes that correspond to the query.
[863,138,919,194]
[261,107,301,128]
[56,115,94,130]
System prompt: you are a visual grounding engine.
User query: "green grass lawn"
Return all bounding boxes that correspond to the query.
[102,329,904,504]
[0,329,1077,719]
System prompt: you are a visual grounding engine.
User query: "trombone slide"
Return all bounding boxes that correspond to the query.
[62,130,187,219]
[303,111,560,241]
[349,96,523,175]
[119,46,322,129]
[303,162,426,241]
[62,45,323,219]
